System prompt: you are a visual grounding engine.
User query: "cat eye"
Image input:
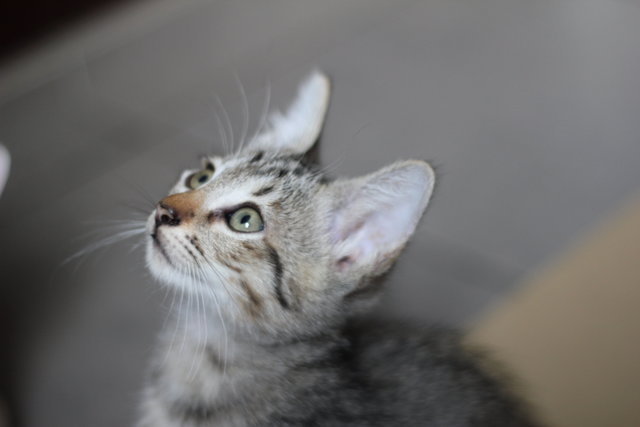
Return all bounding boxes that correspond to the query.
[186,169,214,189]
[227,207,264,233]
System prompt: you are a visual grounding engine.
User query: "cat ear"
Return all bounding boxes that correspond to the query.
[250,70,330,155]
[328,160,435,279]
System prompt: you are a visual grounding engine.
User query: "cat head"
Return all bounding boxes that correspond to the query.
[146,71,435,338]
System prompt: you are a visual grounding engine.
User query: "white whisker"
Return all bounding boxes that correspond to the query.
[185,263,201,381]
[64,227,146,265]
[215,112,230,156]
[161,285,178,331]
[194,265,213,381]
[164,279,186,366]
[234,73,250,155]
[201,272,229,379]
[216,95,236,156]
[249,79,272,147]
[310,154,346,180]
[180,266,194,357]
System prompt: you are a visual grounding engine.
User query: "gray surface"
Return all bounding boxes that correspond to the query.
[1,0,640,425]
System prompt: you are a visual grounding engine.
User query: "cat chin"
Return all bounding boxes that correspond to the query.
[146,240,190,288]
[145,240,219,294]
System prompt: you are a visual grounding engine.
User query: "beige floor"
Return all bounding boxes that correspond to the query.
[469,194,640,427]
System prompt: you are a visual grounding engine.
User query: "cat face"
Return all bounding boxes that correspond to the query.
[145,72,435,337]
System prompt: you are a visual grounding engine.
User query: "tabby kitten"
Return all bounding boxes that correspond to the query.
[138,72,536,426]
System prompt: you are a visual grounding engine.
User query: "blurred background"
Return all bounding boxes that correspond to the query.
[0,0,639,426]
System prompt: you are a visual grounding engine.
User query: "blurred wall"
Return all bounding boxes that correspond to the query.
[1,0,639,426]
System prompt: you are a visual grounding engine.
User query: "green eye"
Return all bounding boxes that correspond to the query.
[187,169,213,189]
[227,207,264,233]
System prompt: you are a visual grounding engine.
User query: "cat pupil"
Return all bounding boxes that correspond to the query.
[241,214,251,225]
[198,174,207,183]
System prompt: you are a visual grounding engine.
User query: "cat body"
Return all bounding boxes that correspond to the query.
[138,72,536,426]
[140,318,533,426]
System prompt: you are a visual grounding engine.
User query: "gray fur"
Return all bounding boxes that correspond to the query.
[137,72,539,426]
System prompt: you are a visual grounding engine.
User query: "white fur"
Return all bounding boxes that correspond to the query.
[329,161,435,276]
[250,71,331,154]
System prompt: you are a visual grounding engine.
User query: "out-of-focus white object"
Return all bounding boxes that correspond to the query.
[0,144,9,197]
[0,146,8,426]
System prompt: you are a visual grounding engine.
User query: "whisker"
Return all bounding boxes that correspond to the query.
[164,281,186,366]
[191,243,232,378]
[179,264,194,357]
[214,112,230,157]
[215,95,235,156]
[248,79,272,147]
[309,155,345,180]
[72,222,147,243]
[121,202,154,217]
[172,267,193,368]
[198,273,208,379]
[185,263,201,380]
[64,227,146,265]
[191,265,211,381]
[199,269,229,379]
[161,284,179,332]
[128,238,147,254]
[234,73,250,155]
[199,251,244,299]
[121,178,160,209]
[82,218,147,226]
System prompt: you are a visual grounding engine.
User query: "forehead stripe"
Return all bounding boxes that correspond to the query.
[252,185,275,197]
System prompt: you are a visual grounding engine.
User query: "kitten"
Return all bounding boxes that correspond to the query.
[137,72,537,426]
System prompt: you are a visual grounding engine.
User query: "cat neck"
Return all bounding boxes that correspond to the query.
[167,296,348,366]
[154,310,349,409]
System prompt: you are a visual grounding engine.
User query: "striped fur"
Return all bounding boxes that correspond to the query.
[137,72,538,426]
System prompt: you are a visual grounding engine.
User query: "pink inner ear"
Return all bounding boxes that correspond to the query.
[330,162,434,272]
[343,198,420,264]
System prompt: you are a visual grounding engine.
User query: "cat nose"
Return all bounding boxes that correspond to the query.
[155,203,181,227]
[155,192,201,227]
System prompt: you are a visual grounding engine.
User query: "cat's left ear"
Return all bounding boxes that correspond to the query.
[249,70,330,155]
[328,160,435,280]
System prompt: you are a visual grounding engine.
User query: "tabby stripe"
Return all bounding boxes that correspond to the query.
[252,185,275,197]
[180,242,198,262]
[206,346,225,370]
[241,241,257,252]
[239,279,262,316]
[189,236,205,257]
[266,243,289,309]
[249,151,264,163]
[215,254,243,274]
